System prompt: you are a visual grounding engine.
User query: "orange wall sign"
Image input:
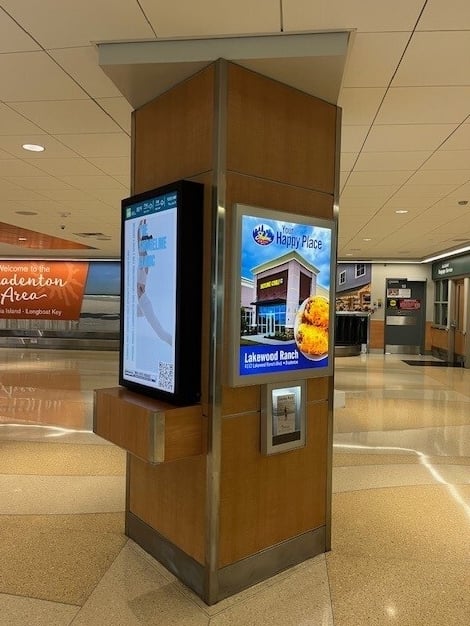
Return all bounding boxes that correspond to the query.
[0,261,89,320]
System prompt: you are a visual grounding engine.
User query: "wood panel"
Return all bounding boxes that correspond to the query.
[430,326,448,351]
[129,454,206,563]
[369,319,384,350]
[455,330,465,356]
[425,321,433,352]
[93,387,204,463]
[218,401,328,567]
[307,376,329,402]
[226,63,337,194]
[133,65,215,194]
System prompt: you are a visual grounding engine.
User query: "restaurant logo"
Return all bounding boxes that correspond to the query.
[252,224,274,246]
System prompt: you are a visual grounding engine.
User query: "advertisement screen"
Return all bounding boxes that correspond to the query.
[120,180,203,404]
[230,204,335,387]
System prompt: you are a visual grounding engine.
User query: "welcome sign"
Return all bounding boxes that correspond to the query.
[0,261,89,320]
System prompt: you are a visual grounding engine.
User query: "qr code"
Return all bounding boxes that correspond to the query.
[158,361,174,392]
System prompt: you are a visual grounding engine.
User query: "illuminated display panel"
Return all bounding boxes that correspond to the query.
[230,204,336,387]
[119,180,203,405]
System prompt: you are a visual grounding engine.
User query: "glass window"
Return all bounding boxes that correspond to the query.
[433,280,449,325]
[355,263,366,278]
[339,270,346,285]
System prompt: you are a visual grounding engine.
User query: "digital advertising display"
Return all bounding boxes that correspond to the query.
[119,180,203,405]
[230,204,336,387]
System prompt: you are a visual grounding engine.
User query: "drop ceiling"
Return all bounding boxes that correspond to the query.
[0,0,468,262]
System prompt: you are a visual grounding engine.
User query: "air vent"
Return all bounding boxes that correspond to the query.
[74,232,107,238]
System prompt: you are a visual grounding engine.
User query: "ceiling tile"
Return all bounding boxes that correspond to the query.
[398,183,458,197]
[38,189,97,203]
[338,88,386,125]
[4,176,73,190]
[340,153,358,172]
[346,170,414,186]
[0,104,46,135]
[32,157,103,177]
[441,124,470,150]
[0,9,40,52]
[343,32,409,87]
[88,157,130,176]
[417,0,470,31]
[282,0,424,32]
[0,159,44,177]
[354,151,431,171]
[0,135,77,159]
[9,100,123,134]
[1,0,155,48]
[0,51,87,101]
[50,46,123,98]
[393,32,470,87]
[60,175,127,190]
[340,185,398,200]
[382,195,437,209]
[53,133,130,157]
[140,0,280,37]
[340,125,370,152]
[408,170,470,185]
[363,124,458,152]
[89,189,126,206]
[95,98,133,133]
[420,150,470,170]
[376,87,470,124]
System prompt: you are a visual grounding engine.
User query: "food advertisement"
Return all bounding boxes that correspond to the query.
[232,205,334,385]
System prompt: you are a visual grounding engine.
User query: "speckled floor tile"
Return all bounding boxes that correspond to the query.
[72,542,208,625]
[0,474,125,514]
[0,593,79,626]
[0,441,126,475]
[326,553,470,626]
[209,555,333,625]
[333,463,470,493]
[0,513,127,605]
[331,484,470,563]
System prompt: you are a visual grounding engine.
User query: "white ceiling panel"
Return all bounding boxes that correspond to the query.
[140,0,280,37]
[338,88,385,125]
[31,157,103,177]
[417,0,470,31]
[50,46,123,98]
[0,104,46,135]
[340,125,370,152]
[0,159,44,177]
[354,151,431,171]
[9,100,123,134]
[88,157,130,177]
[382,195,437,209]
[3,176,73,190]
[346,171,414,186]
[0,135,77,159]
[420,150,470,170]
[282,0,424,32]
[0,186,49,202]
[0,0,155,49]
[0,8,40,52]
[0,51,87,102]
[397,183,458,197]
[95,98,133,134]
[440,124,470,150]
[342,32,409,88]
[393,32,470,87]
[340,153,358,172]
[363,124,457,152]
[407,169,470,185]
[90,189,127,207]
[53,133,130,158]
[340,185,398,200]
[37,189,97,203]
[376,87,470,124]
[60,175,127,190]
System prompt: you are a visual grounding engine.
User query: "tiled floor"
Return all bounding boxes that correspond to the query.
[0,348,468,625]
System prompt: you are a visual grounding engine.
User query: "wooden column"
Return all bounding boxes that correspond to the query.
[95,59,340,605]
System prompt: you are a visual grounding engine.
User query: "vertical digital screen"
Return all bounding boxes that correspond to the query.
[231,204,335,386]
[122,190,177,394]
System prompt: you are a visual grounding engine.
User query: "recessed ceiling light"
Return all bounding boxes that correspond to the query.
[22,143,45,152]
[15,210,38,215]
[363,238,371,241]
[345,253,353,256]
[395,209,409,214]
[18,237,27,241]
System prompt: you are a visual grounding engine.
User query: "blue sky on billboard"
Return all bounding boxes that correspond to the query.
[241,215,332,289]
